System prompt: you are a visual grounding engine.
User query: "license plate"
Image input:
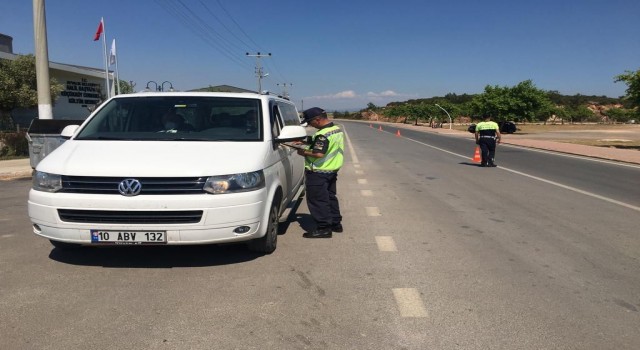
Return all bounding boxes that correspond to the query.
[90,230,167,244]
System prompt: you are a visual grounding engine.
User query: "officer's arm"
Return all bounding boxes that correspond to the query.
[297,135,328,158]
[496,129,502,143]
[298,149,326,158]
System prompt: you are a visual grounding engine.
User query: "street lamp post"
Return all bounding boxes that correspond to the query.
[161,81,174,92]
[435,104,452,129]
[144,80,174,92]
[145,81,158,92]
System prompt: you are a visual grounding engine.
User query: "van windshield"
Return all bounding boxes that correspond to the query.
[75,96,262,141]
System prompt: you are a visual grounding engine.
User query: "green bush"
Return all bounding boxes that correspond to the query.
[0,131,29,158]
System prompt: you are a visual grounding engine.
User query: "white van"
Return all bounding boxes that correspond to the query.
[28,92,307,254]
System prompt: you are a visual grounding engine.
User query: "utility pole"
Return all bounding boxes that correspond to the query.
[277,83,292,98]
[33,0,53,119]
[246,52,270,94]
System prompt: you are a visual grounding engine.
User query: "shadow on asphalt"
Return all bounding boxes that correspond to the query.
[459,162,485,167]
[48,243,264,268]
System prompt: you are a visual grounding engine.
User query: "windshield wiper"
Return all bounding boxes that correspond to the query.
[76,136,131,140]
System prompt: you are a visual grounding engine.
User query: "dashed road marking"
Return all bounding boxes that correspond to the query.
[355,170,364,175]
[375,236,397,252]
[357,179,368,185]
[360,189,373,197]
[354,164,361,168]
[2,234,14,238]
[366,207,381,216]
[393,288,428,318]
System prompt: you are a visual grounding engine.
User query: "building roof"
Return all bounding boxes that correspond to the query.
[188,84,256,93]
[0,51,111,79]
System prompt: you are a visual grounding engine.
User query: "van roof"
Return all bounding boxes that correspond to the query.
[119,91,291,102]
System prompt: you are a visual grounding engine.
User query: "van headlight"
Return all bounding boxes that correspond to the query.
[33,171,63,192]
[203,171,265,194]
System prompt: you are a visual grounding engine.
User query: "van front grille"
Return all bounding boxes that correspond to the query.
[58,209,203,224]
[60,176,208,195]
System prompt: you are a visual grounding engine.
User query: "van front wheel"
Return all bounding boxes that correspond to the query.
[248,202,279,254]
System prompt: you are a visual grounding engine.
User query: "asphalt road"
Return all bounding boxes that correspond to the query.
[1,122,639,349]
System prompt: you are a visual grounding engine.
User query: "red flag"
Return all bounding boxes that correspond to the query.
[93,19,103,41]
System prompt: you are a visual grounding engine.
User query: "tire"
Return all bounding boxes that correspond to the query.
[49,239,82,250]
[248,202,279,254]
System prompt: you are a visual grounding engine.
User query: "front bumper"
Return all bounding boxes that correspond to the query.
[28,188,268,245]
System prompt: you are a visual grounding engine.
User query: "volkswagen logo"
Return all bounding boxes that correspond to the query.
[118,179,142,196]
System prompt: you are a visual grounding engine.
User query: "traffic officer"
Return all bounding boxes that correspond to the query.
[474,114,502,167]
[296,107,344,238]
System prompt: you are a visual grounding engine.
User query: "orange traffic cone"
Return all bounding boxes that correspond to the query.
[378,126,383,131]
[396,129,401,137]
[472,146,481,163]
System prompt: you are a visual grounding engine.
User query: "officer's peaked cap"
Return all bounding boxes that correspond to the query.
[301,107,326,123]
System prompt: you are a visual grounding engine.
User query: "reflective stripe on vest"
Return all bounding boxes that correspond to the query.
[305,126,344,171]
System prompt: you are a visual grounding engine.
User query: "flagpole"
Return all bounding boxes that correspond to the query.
[101,17,111,99]
[114,39,121,95]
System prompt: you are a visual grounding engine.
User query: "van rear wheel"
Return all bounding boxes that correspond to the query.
[248,202,279,254]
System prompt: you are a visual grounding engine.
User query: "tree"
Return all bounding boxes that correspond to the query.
[615,69,640,107]
[604,107,631,124]
[117,80,135,94]
[0,54,64,127]
[471,80,553,122]
[569,105,595,123]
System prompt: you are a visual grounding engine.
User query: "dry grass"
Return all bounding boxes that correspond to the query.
[451,123,640,134]
[448,122,640,150]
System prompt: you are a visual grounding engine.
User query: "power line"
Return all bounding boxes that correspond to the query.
[155,0,251,70]
[214,0,263,51]
[198,0,254,51]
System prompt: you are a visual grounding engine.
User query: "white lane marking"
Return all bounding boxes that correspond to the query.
[355,170,364,175]
[503,144,640,169]
[354,164,361,168]
[358,179,368,185]
[402,137,640,212]
[340,124,359,164]
[366,207,381,216]
[360,189,373,197]
[2,234,14,238]
[393,288,428,318]
[501,167,640,212]
[376,236,397,252]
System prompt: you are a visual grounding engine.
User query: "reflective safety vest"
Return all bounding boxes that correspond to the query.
[475,121,499,137]
[305,125,344,172]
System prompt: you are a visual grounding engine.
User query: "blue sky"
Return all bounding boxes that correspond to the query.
[1,0,639,111]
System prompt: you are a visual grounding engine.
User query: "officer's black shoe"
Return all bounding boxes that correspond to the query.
[480,163,487,167]
[331,224,343,233]
[488,163,497,167]
[303,228,332,239]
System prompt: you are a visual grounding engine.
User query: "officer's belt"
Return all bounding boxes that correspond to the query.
[305,169,338,174]
[479,135,496,139]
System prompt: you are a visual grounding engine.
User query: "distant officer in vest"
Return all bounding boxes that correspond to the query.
[474,114,502,167]
[296,107,344,238]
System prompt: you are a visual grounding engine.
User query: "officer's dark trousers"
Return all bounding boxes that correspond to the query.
[305,171,342,229]
[479,138,497,165]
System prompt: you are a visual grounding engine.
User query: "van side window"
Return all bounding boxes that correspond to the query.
[278,102,301,126]
[271,105,284,138]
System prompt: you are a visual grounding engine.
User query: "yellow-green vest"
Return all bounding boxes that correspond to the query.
[305,125,344,172]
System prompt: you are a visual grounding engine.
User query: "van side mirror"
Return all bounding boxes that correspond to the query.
[60,125,80,139]
[275,125,307,142]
